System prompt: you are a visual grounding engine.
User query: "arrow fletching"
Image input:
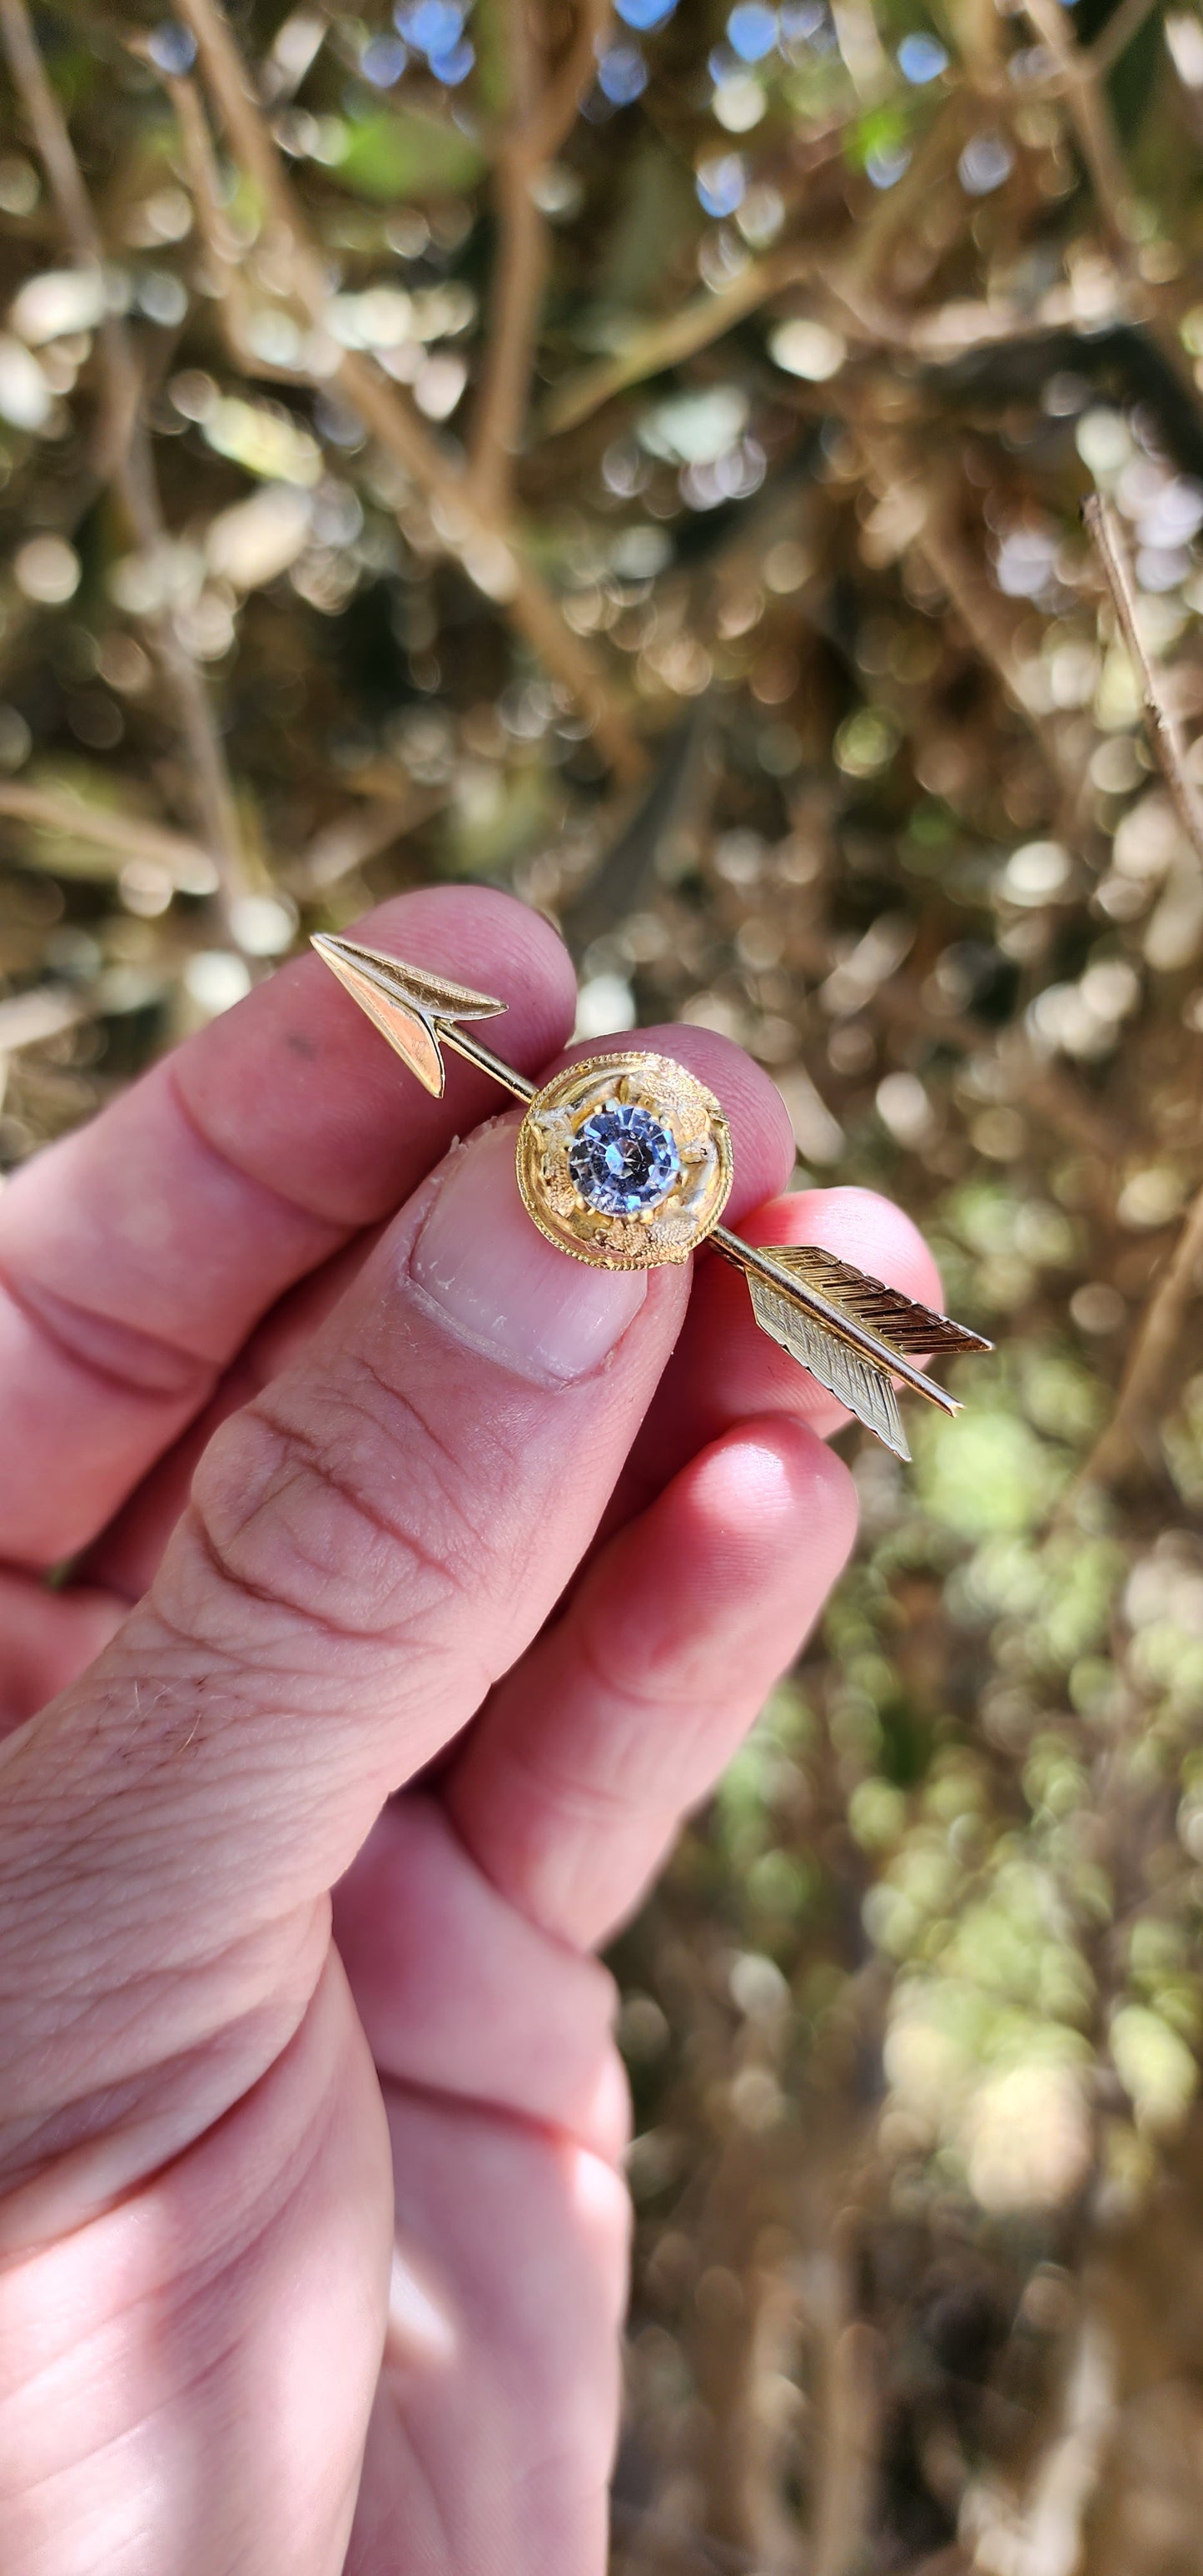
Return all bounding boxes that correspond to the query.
[741,1242,991,1462]
[311,935,505,1097]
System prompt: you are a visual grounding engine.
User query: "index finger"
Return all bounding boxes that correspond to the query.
[0,888,576,1569]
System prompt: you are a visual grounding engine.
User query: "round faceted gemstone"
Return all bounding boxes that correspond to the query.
[516,1051,733,1267]
[568,1099,680,1216]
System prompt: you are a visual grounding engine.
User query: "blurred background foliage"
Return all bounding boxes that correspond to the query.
[2,0,1203,2561]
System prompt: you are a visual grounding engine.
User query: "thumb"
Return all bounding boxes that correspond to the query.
[0,1033,788,2236]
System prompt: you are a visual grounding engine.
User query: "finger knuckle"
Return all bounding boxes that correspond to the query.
[182,1362,488,1653]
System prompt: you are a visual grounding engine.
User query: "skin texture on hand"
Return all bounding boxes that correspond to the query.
[0,888,943,2576]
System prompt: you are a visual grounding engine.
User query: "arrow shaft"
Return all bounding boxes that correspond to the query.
[710,1226,957,1415]
[438,1018,537,1104]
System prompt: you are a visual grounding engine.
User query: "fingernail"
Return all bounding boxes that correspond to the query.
[411,1121,646,1385]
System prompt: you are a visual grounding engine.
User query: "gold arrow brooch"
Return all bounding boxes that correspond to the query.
[313,933,990,1459]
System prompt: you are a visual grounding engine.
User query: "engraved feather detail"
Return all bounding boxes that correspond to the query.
[742,1243,991,1461]
[748,1271,912,1457]
[756,1244,991,1356]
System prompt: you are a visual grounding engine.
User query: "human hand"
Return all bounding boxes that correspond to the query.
[0,888,942,2575]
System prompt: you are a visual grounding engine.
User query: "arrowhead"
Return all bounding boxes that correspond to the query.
[311,934,505,1097]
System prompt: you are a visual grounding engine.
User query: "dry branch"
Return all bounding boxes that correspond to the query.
[812,2321,882,2576]
[853,422,1072,785]
[534,0,611,157]
[1087,0,1163,76]
[0,17,246,915]
[1072,501,1203,1489]
[466,0,551,516]
[288,791,446,896]
[172,0,644,781]
[0,984,87,1052]
[0,781,217,884]
[542,246,817,436]
[1076,1159,1203,1484]
[0,0,250,917]
[1019,0,1133,255]
[167,68,290,384]
[1085,491,1203,873]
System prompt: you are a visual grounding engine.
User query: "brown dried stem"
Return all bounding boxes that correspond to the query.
[174,0,644,780]
[853,422,1072,785]
[1077,1180,1203,1490]
[167,67,288,382]
[0,2,247,917]
[0,0,250,919]
[1019,0,1134,256]
[543,243,817,436]
[1068,492,1203,1490]
[0,780,217,884]
[839,91,972,292]
[831,270,1146,361]
[470,0,612,505]
[467,0,550,516]
[287,790,446,897]
[0,985,87,1052]
[1087,0,1162,77]
[1084,490,1203,873]
[541,101,972,441]
[534,0,611,156]
[544,95,978,443]
[812,2321,882,2576]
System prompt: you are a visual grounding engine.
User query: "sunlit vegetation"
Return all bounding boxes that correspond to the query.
[3,0,1203,2559]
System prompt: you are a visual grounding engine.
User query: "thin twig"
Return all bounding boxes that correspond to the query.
[812,2322,882,2576]
[168,68,281,380]
[1088,0,1162,77]
[0,780,218,883]
[838,92,972,291]
[467,0,549,516]
[173,0,644,781]
[542,246,816,436]
[829,0,892,102]
[1013,4,1203,413]
[332,344,647,778]
[533,0,611,156]
[996,2312,1116,2576]
[1077,1178,1203,1488]
[1019,0,1134,255]
[1084,491,1203,871]
[467,0,614,502]
[287,789,445,896]
[829,272,1146,361]
[0,0,249,918]
[0,985,87,1052]
[1004,0,1163,88]
[853,423,1072,784]
[1069,491,1203,1490]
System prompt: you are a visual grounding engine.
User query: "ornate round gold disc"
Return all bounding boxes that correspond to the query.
[515,1052,734,1270]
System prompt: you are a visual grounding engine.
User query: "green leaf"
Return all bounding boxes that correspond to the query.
[844,102,911,173]
[329,111,487,202]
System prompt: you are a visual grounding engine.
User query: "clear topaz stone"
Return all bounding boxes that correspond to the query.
[568,1101,680,1216]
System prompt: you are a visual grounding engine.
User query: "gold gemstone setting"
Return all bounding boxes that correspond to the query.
[515,1052,734,1270]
